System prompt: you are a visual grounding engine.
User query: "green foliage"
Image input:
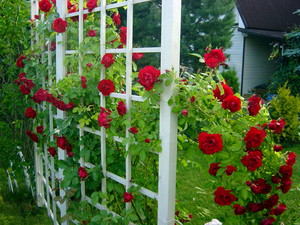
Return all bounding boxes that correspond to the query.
[269,83,300,142]
[221,68,240,93]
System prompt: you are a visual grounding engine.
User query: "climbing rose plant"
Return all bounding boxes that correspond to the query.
[16,0,295,224]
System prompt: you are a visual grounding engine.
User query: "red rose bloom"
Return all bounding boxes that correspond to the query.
[268,118,285,134]
[279,178,292,193]
[57,136,68,150]
[204,49,226,69]
[145,138,150,143]
[233,204,246,215]
[247,202,264,213]
[198,132,223,155]
[36,126,44,134]
[117,101,126,117]
[260,217,276,225]
[132,53,143,62]
[119,26,127,45]
[190,96,195,103]
[129,126,138,134]
[26,130,39,143]
[98,107,112,129]
[39,0,52,12]
[51,0,56,6]
[208,162,221,176]
[48,147,57,157]
[247,94,261,116]
[264,194,279,209]
[286,152,297,166]
[241,150,263,172]
[273,145,283,152]
[16,54,26,68]
[24,79,36,90]
[53,18,67,33]
[97,79,115,96]
[222,95,241,113]
[86,0,98,12]
[271,175,280,184]
[271,203,286,216]
[86,63,92,67]
[81,76,87,83]
[101,53,115,68]
[124,192,134,203]
[213,187,236,206]
[113,13,121,26]
[225,165,236,176]
[251,185,261,194]
[246,181,252,186]
[182,109,188,116]
[244,127,264,149]
[213,83,234,102]
[137,65,160,91]
[78,167,88,181]
[81,82,87,89]
[279,165,293,181]
[88,29,97,37]
[50,42,56,51]
[25,107,37,118]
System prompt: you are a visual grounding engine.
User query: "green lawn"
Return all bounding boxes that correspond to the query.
[176,143,300,225]
[0,169,53,225]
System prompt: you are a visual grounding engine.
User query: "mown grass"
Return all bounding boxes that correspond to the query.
[0,169,53,225]
[176,143,300,225]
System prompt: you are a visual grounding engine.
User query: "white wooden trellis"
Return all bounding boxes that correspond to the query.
[31,0,181,224]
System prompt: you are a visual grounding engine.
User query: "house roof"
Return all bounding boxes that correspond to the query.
[236,0,300,40]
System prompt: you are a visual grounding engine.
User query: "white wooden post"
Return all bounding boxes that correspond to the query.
[56,1,68,224]
[158,0,181,224]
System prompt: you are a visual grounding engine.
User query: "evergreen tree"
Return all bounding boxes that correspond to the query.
[120,0,236,71]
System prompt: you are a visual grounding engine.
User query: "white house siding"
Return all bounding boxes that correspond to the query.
[242,35,277,94]
[223,26,244,93]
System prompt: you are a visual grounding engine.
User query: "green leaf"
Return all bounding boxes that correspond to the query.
[138,120,145,129]
[167,98,173,106]
[213,103,222,111]
[91,215,102,222]
[91,193,99,206]
[123,120,131,127]
[241,189,248,200]
[216,168,226,176]
[165,78,173,86]
[186,147,195,159]
[140,150,147,161]
[203,181,213,188]
[57,160,69,169]
[129,214,139,221]
[114,183,124,193]
[122,137,131,146]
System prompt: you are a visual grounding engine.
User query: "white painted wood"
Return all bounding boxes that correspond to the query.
[158,0,181,224]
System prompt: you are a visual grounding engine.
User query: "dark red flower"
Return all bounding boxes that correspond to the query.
[137,65,160,91]
[86,0,98,12]
[39,0,52,12]
[246,181,252,186]
[48,147,57,157]
[247,202,264,213]
[50,42,56,51]
[273,145,283,152]
[222,95,241,113]
[25,107,37,118]
[247,94,261,116]
[34,15,40,19]
[129,126,138,134]
[26,130,39,143]
[251,185,261,194]
[98,107,112,129]
[244,127,264,149]
[271,203,286,216]
[241,150,263,172]
[117,101,126,117]
[124,192,134,202]
[233,204,246,215]
[86,63,92,67]
[279,165,293,181]
[204,49,226,69]
[53,18,67,33]
[145,138,150,143]
[279,178,292,193]
[24,79,36,89]
[88,29,97,37]
[268,118,285,134]
[271,175,280,184]
[97,79,115,96]
[101,53,115,68]
[214,187,236,206]
[113,13,121,26]
[36,126,44,134]
[225,165,236,176]
[16,55,26,68]
[57,137,68,150]
[132,53,143,62]
[286,152,297,166]
[182,109,188,116]
[120,26,127,45]
[213,83,234,102]
[78,167,88,181]
[208,162,221,176]
[198,132,223,155]
[264,194,279,209]
[190,96,195,103]
[260,217,276,225]
[81,82,87,89]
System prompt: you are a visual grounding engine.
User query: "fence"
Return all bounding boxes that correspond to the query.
[31,0,181,224]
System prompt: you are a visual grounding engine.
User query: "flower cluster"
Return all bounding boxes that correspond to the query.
[81,76,87,89]
[56,136,73,157]
[26,130,39,143]
[204,48,226,69]
[78,167,88,181]
[16,54,26,68]
[98,107,112,129]
[15,72,36,95]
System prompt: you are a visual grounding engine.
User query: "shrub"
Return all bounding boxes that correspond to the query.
[221,68,240,93]
[269,83,300,142]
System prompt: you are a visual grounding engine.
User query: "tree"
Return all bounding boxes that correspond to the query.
[121,0,236,71]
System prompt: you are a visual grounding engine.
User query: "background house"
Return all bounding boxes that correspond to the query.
[224,0,300,95]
